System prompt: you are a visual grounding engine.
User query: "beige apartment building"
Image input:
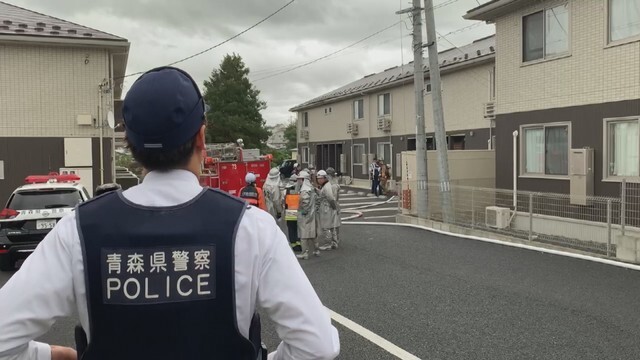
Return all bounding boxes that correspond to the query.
[0,1,129,200]
[290,35,497,184]
[466,0,640,198]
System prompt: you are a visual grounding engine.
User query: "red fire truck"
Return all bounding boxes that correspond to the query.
[199,142,272,196]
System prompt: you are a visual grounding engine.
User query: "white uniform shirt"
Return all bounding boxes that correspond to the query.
[0,170,340,360]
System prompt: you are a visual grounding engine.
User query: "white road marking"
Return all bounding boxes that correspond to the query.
[339,201,397,207]
[362,215,397,219]
[328,308,421,360]
[356,207,398,213]
[340,196,381,202]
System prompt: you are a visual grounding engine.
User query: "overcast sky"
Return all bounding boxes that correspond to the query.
[13,0,494,126]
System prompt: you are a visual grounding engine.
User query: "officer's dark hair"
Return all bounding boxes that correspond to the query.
[126,133,199,172]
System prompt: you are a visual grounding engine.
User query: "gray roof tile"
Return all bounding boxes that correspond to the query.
[0,1,127,42]
[291,35,495,111]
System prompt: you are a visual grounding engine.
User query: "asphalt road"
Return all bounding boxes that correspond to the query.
[3,224,640,359]
[339,187,397,223]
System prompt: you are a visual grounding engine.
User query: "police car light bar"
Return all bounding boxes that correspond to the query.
[25,172,81,184]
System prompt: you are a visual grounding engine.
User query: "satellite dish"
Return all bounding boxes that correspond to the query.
[107,111,115,129]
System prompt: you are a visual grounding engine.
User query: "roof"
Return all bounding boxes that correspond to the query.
[0,1,127,42]
[464,0,527,22]
[290,35,496,112]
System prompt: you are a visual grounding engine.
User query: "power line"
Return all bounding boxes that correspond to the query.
[118,0,296,79]
[253,22,401,82]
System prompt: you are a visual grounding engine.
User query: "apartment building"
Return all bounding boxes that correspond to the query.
[290,35,497,184]
[0,1,130,199]
[465,0,640,197]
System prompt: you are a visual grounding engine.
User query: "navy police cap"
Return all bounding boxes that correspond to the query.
[123,66,209,150]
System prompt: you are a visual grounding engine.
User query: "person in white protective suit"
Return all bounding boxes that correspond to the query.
[263,167,283,220]
[325,167,341,249]
[316,170,338,251]
[296,170,319,260]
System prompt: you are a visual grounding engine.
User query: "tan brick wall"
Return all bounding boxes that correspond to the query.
[0,43,114,137]
[495,0,640,115]
[298,62,495,143]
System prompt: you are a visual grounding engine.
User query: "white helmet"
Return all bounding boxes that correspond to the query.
[317,170,328,178]
[245,172,256,184]
[268,168,280,178]
[298,170,310,180]
[289,174,298,182]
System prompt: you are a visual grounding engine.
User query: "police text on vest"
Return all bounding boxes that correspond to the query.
[101,245,216,304]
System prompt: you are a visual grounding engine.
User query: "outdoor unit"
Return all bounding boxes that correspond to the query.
[483,102,496,121]
[569,148,594,206]
[300,129,309,140]
[485,206,511,229]
[377,116,392,131]
[347,123,359,136]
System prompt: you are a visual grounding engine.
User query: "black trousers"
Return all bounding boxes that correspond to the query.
[286,220,298,244]
[371,178,380,196]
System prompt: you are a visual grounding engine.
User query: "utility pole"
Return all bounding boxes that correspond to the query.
[424,0,453,223]
[397,0,428,219]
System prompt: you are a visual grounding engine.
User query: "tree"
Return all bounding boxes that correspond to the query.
[203,53,270,149]
[283,118,297,150]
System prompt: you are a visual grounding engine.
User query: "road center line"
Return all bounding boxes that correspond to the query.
[327,308,421,360]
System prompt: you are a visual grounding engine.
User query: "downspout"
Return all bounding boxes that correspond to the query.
[510,130,518,223]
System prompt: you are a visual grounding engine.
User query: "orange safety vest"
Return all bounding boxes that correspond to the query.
[284,189,300,221]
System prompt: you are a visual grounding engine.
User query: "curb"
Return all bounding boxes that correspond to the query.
[343,221,640,272]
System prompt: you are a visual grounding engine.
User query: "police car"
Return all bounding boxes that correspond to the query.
[0,173,91,271]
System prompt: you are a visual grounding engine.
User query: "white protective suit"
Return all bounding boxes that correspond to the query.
[297,177,318,258]
[263,168,283,220]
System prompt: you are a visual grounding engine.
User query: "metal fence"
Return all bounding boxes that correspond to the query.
[397,181,624,257]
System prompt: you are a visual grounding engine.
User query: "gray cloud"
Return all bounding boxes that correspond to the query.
[13,0,494,125]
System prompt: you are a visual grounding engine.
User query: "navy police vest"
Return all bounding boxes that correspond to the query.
[239,185,259,206]
[76,189,258,360]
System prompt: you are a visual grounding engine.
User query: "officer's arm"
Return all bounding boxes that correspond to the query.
[0,216,78,360]
[257,221,340,360]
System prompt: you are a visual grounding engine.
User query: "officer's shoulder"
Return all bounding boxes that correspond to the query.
[203,187,248,207]
[76,190,119,209]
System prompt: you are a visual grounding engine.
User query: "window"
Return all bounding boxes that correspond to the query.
[407,138,417,151]
[522,124,569,176]
[605,118,640,178]
[8,189,83,210]
[354,99,364,120]
[324,107,332,115]
[609,0,640,42]
[425,83,432,94]
[377,143,392,165]
[450,135,465,150]
[378,93,391,116]
[301,146,309,163]
[353,144,365,166]
[302,112,309,127]
[523,4,569,62]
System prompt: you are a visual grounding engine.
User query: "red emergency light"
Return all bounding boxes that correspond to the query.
[24,172,81,184]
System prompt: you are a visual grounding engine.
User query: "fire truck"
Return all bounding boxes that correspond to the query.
[199,141,272,196]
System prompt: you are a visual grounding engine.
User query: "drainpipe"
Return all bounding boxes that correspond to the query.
[512,130,518,209]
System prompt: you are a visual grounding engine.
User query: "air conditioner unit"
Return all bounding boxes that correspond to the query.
[300,129,309,140]
[485,206,511,229]
[483,102,496,121]
[351,123,359,136]
[377,116,391,131]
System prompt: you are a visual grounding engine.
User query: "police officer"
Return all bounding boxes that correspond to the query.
[95,182,122,197]
[239,172,267,211]
[0,66,339,360]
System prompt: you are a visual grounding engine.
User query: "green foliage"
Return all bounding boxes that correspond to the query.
[116,152,143,177]
[283,119,297,150]
[265,148,290,167]
[203,53,270,150]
